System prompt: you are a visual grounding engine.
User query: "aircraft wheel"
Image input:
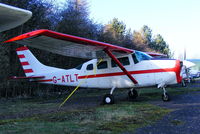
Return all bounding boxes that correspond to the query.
[103,94,114,104]
[162,93,170,102]
[128,89,138,100]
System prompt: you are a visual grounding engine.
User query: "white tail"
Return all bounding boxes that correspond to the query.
[16,46,53,76]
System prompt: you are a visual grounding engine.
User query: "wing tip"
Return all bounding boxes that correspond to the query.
[2,29,49,43]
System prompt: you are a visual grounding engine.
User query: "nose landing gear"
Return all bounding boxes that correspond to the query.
[162,87,170,101]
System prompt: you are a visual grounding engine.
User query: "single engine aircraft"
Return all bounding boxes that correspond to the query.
[3,29,194,104]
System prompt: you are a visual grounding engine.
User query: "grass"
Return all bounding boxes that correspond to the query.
[0,83,200,134]
[0,102,170,134]
[0,99,58,119]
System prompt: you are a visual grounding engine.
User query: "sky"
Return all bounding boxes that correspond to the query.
[60,0,200,59]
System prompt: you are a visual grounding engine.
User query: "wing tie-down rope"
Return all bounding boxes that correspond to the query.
[59,59,103,108]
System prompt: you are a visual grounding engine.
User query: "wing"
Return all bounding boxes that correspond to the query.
[145,52,167,58]
[0,3,32,32]
[3,29,134,59]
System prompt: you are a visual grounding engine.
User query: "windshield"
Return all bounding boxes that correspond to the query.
[133,51,152,63]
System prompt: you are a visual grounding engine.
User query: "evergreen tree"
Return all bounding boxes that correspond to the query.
[56,0,99,39]
[153,34,170,55]
[98,18,127,46]
[141,25,152,46]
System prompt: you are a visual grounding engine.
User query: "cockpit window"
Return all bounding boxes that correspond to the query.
[86,64,93,70]
[111,57,130,67]
[132,51,152,64]
[97,61,108,69]
[132,53,139,64]
[75,64,83,70]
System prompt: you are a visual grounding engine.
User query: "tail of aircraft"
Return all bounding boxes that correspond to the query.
[16,46,50,77]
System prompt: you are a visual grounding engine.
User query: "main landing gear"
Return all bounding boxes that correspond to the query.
[103,86,116,104]
[103,87,139,104]
[162,87,170,101]
[128,88,138,100]
[103,86,170,104]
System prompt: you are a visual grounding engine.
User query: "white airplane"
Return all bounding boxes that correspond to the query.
[3,29,194,104]
[0,3,32,32]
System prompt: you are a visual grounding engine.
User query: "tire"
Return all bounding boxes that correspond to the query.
[128,90,138,100]
[103,94,114,104]
[162,93,170,102]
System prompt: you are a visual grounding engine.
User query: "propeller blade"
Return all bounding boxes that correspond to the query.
[183,60,195,68]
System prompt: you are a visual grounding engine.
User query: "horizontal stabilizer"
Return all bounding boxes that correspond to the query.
[10,76,45,80]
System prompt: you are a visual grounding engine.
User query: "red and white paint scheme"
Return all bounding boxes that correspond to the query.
[4,29,195,104]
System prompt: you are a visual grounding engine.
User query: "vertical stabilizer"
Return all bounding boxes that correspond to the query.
[16,46,49,76]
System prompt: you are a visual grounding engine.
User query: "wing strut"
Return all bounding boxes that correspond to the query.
[104,49,138,84]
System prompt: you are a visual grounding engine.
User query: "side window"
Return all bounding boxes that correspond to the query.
[75,64,83,70]
[132,53,139,64]
[86,64,93,70]
[97,61,108,69]
[111,57,130,67]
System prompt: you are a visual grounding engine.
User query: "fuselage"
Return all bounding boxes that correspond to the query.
[35,52,182,89]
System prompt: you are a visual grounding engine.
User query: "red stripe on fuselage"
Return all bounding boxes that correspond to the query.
[78,68,174,79]
[18,54,25,58]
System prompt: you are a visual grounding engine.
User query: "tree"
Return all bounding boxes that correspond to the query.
[56,0,99,39]
[109,18,126,36]
[152,34,170,55]
[132,25,171,55]
[123,28,135,49]
[133,25,153,50]
[133,30,151,51]
[0,0,56,97]
[133,31,144,47]
[141,25,152,46]
[98,18,127,46]
[55,0,100,77]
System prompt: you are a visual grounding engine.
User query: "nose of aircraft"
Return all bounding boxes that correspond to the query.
[182,60,195,68]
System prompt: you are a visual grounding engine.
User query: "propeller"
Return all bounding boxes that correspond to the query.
[180,48,195,84]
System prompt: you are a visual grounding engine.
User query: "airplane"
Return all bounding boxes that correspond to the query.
[3,29,195,104]
[0,3,32,32]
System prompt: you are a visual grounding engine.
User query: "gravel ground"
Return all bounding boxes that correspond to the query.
[135,82,200,134]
